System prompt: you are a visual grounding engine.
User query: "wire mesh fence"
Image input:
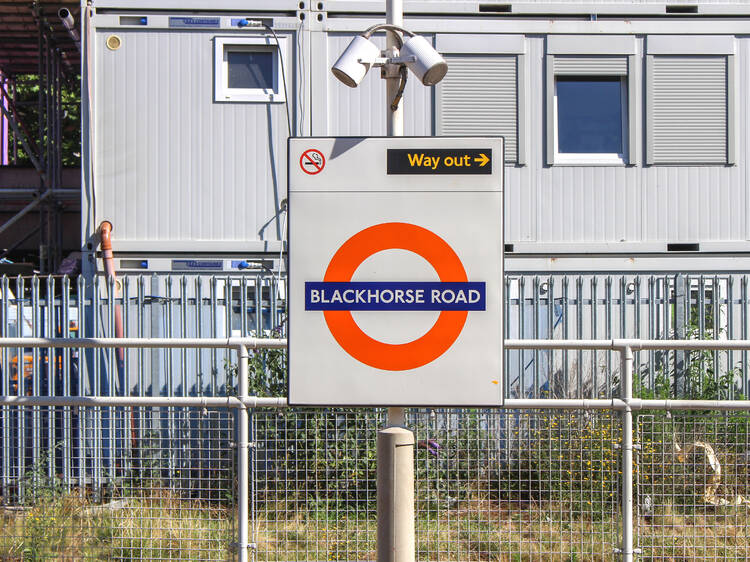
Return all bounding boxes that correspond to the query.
[0,405,235,561]
[2,403,750,560]
[2,335,750,560]
[250,409,621,561]
[637,412,750,561]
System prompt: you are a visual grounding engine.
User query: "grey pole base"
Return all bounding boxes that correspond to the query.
[377,427,415,562]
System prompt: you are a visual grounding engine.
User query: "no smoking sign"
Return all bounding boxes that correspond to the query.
[300,149,325,175]
[288,137,504,406]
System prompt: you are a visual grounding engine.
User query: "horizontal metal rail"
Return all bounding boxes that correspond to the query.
[0,337,286,350]
[505,338,750,350]
[6,336,750,351]
[0,395,286,408]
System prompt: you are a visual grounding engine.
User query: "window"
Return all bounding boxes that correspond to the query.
[545,35,637,166]
[554,76,627,164]
[435,34,525,164]
[214,37,286,103]
[646,36,735,165]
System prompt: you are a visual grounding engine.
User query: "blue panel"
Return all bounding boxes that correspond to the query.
[557,78,623,154]
[305,282,486,311]
[168,16,220,28]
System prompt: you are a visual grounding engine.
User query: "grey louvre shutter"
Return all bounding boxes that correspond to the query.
[650,56,727,164]
[437,55,517,163]
[553,56,628,76]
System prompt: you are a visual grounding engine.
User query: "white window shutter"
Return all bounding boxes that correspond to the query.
[553,56,628,76]
[649,56,728,164]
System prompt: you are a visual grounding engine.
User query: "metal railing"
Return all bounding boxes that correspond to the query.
[3,272,750,400]
[2,337,750,560]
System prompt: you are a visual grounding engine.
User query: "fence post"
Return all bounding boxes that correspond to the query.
[620,345,634,561]
[237,344,250,562]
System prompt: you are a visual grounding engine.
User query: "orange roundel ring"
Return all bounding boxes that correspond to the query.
[323,222,468,371]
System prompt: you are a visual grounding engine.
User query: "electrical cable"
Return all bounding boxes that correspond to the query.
[390,66,408,111]
[263,24,292,137]
[277,205,287,304]
[259,23,292,305]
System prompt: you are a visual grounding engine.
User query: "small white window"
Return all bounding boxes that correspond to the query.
[214,37,286,103]
[553,76,628,165]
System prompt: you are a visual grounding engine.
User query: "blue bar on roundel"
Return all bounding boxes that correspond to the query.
[304,282,486,311]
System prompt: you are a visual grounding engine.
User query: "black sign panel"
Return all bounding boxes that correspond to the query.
[387,148,492,175]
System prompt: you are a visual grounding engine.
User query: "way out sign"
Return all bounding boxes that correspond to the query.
[288,137,504,406]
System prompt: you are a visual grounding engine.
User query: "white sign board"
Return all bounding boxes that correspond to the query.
[288,137,503,406]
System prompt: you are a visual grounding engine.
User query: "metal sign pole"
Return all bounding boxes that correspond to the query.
[377,1,416,561]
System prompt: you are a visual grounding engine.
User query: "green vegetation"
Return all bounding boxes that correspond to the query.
[6,74,81,167]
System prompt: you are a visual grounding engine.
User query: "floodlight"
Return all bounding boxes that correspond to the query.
[331,35,381,88]
[399,35,448,86]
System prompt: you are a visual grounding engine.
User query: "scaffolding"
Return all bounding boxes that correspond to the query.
[0,0,81,274]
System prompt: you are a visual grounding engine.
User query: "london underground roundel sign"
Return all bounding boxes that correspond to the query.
[288,137,504,407]
[311,222,479,371]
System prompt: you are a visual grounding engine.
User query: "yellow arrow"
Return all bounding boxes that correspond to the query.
[474,153,489,167]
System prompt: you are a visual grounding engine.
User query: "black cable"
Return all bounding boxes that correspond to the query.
[263,24,292,137]
[390,65,408,111]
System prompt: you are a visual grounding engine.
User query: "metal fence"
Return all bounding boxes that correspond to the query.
[2,337,750,561]
[3,271,750,401]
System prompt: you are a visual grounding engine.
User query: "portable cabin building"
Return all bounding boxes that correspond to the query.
[83,0,750,275]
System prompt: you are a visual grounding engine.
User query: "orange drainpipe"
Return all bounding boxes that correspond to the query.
[98,221,137,451]
[98,221,125,359]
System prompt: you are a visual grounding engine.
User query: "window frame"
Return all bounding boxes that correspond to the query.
[553,76,629,166]
[545,35,638,167]
[214,36,287,103]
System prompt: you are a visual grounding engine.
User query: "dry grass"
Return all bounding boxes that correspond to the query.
[1,492,750,560]
[0,489,232,561]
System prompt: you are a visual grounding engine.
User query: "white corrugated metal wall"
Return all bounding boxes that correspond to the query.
[86,2,750,256]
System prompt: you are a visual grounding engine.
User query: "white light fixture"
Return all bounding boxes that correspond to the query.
[399,35,448,86]
[330,24,448,90]
[331,35,382,88]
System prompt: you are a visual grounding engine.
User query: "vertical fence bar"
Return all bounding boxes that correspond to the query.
[237,344,250,562]
[562,276,569,396]
[576,276,583,397]
[591,277,598,396]
[727,276,735,398]
[106,274,115,481]
[743,276,748,395]
[93,274,102,495]
[77,274,85,492]
[533,276,540,397]
[620,345,634,562]
[648,276,655,391]
[546,277,554,396]
[62,275,71,488]
[210,276,218,395]
[0,275,11,496]
[518,277,526,396]
[31,275,40,476]
[502,277,520,401]
[255,275,263,336]
[1,276,8,500]
[633,277,642,392]
[46,275,54,480]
